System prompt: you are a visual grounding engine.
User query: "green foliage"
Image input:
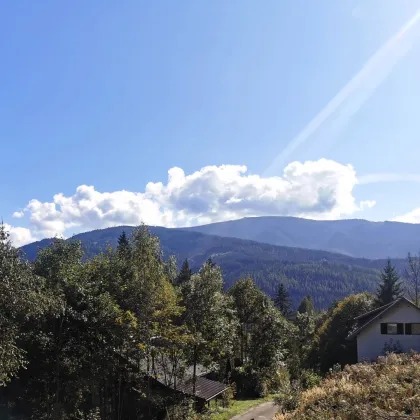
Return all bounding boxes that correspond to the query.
[181,261,238,382]
[298,369,321,390]
[228,278,293,399]
[1,225,190,418]
[116,230,130,257]
[274,283,292,317]
[274,368,320,415]
[164,397,202,420]
[297,295,314,315]
[230,367,268,398]
[0,224,47,386]
[175,258,192,286]
[313,293,373,372]
[375,258,403,306]
[20,225,387,309]
[404,252,420,305]
[222,384,236,408]
[1,223,397,419]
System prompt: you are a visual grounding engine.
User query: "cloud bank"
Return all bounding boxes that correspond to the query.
[4,223,36,248]
[393,209,420,224]
[6,159,374,246]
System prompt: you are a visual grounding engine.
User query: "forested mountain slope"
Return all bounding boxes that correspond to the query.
[20,226,392,308]
[183,216,420,259]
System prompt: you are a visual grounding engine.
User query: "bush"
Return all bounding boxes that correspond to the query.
[274,379,301,414]
[230,367,259,398]
[231,366,270,398]
[254,380,268,398]
[275,353,420,419]
[165,398,206,420]
[222,384,236,408]
[267,367,291,393]
[298,369,321,390]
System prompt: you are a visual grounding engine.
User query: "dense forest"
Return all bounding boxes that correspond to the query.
[20,226,390,309]
[2,224,419,419]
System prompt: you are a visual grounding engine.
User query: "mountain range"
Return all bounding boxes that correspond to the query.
[20,216,418,309]
[183,216,420,259]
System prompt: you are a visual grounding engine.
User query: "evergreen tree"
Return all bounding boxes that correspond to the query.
[274,283,292,317]
[375,258,403,307]
[206,257,215,267]
[298,295,314,315]
[175,258,192,286]
[117,230,131,257]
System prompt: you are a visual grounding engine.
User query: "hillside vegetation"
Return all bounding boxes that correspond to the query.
[20,226,387,308]
[3,223,418,419]
[276,353,420,419]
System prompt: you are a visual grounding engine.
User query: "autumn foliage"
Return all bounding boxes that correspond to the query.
[276,353,420,419]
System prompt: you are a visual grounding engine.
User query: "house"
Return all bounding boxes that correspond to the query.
[348,297,420,362]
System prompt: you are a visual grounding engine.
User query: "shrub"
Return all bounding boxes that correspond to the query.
[274,379,301,414]
[222,383,236,408]
[230,366,270,398]
[230,367,260,398]
[275,353,420,419]
[165,398,205,420]
[254,379,268,398]
[267,367,291,393]
[298,369,321,390]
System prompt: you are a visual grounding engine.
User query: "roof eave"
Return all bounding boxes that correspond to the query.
[347,297,420,341]
[205,387,229,402]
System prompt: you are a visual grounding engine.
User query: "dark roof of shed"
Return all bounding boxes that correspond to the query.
[174,377,229,401]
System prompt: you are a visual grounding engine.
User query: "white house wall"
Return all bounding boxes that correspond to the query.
[357,301,420,362]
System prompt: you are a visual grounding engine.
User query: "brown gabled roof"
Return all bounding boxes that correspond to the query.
[347,297,420,340]
[174,377,228,401]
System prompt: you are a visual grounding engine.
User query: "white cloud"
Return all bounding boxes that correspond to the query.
[3,223,36,247]
[360,200,376,211]
[8,159,372,245]
[12,211,24,218]
[393,209,420,224]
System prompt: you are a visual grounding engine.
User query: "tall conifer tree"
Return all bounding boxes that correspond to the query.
[375,258,403,306]
[274,283,292,317]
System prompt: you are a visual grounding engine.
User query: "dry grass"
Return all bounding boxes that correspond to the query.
[276,353,420,419]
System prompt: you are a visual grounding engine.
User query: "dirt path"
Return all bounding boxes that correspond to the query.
[230,401,278,420]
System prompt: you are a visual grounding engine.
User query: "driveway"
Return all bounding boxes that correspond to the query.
[231,401,278,420]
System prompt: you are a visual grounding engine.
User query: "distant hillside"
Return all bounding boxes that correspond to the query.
[183,216,420,259]
[20,226,391,309]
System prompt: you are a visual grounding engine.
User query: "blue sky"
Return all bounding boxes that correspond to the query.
[1,0,420,245]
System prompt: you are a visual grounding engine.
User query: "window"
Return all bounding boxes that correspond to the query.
[405,323,420,335]
[380,323,403,335]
